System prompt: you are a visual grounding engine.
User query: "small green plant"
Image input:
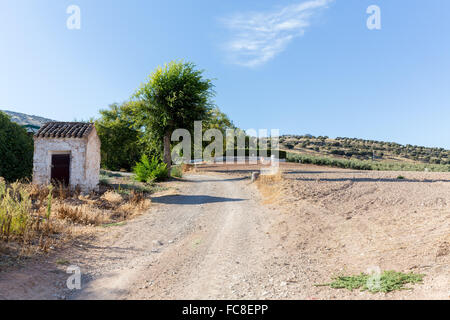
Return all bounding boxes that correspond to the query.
[99,177,110,185]
[46,185,54,220]
[133,155,168,182]
[151,164,169,182]
[171,165,183,178]
[55,259,70,265]
[316,270,424,293]
[102,221,127,228]
[0,181,32,240]
[99,170,123,178]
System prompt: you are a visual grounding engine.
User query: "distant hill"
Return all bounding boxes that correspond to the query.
[1,110,55,132]
[280,135,450,166]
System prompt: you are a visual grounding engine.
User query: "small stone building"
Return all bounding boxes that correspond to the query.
[33,122,101,192]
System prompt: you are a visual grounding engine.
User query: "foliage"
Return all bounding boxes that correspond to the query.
[317,271,424,293]
[95,103,143,171]
[170,165,183,178]
[0,178,153,255]
[200,107,236,156]
[0,180,60,247]
[46,185,53,220]
[0,181,31,240]
[232,149,286,159]
[204,107,235,133]
[0,111,34,182]
[286,152,450,172]
[133,155,169,182]
[280,134,450,165]
[96,63,234,169]
[99,169,167,194]
[132,60,215,167]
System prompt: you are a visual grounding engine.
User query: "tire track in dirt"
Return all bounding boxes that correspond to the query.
[71,174,275,299]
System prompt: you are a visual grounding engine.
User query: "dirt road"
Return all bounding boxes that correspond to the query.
[70,173,281,299]
[2,166,448,300]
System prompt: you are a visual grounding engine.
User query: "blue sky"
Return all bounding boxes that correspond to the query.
[1,0,449,148]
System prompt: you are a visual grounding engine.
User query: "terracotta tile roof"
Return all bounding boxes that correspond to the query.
[35,122,95,139]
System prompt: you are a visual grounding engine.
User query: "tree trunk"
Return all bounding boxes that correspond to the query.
[163,131,172,175]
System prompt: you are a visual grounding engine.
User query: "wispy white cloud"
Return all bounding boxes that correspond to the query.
[221,0,334,67]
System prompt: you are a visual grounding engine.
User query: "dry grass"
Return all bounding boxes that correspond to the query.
[101,190,123,203]
[0,178,151,259]
[55,204,107,226]
[182,164,197,173]
[0,181,65,254]
[255,170,284,205]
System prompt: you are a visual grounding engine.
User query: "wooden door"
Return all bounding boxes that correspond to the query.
[51,154,70,185]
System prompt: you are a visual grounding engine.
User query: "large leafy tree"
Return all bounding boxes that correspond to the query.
[202,107,236,155]
[204,107,235,133]
[133,61,215,169]
[0,111,34,182]
[95,103,143,171]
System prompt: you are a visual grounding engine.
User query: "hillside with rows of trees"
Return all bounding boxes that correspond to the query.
[280,135,450,166]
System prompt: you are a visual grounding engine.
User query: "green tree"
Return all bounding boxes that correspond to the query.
[133,61,215,170]
[204,107,235,132]
[95,103,143,171]
[0,111,34,182]
[203,107,236,156]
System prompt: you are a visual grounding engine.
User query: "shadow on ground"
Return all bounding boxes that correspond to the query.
[288,177,450,183]
[151,194,247,205]
[181,176,248,183]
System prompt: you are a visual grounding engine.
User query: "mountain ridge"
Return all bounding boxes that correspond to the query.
[1,109,55,128]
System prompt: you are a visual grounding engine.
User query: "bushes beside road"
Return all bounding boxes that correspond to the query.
[287,153,450,172]
[133,155,169,182]
[0,112,34,182]
[218,149,286,159]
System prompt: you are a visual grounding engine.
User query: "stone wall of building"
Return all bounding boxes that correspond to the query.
[32,131,101,192]
[85,128,101,191]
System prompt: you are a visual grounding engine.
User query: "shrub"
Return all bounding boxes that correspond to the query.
[151,164,169,182]
[0,180,33,241]
[0,112,34,182]
[285,143,294,150]
[133,155,168,182]
[133,155,152,182]
[171,165,183,178]
[0,181,64,252]
[286,152,450,172]
[231,149,287,159]
[316,270,424,293]
[96,103,143,171]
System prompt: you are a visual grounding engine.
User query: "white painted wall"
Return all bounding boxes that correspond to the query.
[85,128,101,191]
[33,129,101,192]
